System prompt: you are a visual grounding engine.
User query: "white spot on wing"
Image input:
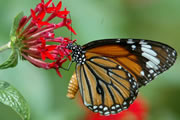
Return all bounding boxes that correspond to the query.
[139,40,147,44]
[141,47,157,56]
[104,111,110,115]
[99,105,103,109]
[141,45,152,48]
[111,111,116,114]
[111,106,115,110]
[142,52,160,65]
[172,51,176,56]
[140,71,145,76]
[117,109,122,112]
[123,106,128,109]
[90,59,94,62]
[146,61,159,70]
[103,107,108,111]
[94,110,98,112]
[127,39,135,44]
[123,102,127,105]
[99,111,103,114]
[154,73,157,77]
[131,45,136,50]
[109,72,113,77]
[93,106,98,109]
[102,57,108,60]
[116,105,120,108]
[116,40,121,43]
[149,69,154,74]
[128,73,131,77]
[118,66,122,69]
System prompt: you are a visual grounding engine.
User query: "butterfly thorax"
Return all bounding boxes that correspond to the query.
[67,44,86,64]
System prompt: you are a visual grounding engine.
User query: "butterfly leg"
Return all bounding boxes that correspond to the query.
[61,62,73,71]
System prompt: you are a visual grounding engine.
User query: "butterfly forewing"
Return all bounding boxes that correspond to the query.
[83,39,177,86]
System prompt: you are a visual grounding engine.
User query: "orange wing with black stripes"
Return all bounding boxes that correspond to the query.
[76,53,138,115]
[68,39,177,115]
[83,39,177,86]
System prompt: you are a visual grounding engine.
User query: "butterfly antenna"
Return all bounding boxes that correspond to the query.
[68,13,77,46]
[69,13,73,41]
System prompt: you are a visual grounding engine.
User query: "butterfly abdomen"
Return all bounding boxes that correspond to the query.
[67,73,79,99]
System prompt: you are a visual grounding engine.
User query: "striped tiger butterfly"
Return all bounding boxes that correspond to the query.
[66,39,177,116]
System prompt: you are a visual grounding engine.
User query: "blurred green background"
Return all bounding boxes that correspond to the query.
[0,0,180,120]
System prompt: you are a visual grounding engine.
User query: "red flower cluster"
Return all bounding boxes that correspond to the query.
[83,97,149,120]
[16,0,76,77]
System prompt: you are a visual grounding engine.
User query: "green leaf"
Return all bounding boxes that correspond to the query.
[10,11,24,43]
[0,49,18,69]
[0,81,30,120]
[0,12,23,69]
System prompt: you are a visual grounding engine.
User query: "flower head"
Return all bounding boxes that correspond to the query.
[15,0,76,77]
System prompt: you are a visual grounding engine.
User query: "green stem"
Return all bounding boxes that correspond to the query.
[0,42,11,53]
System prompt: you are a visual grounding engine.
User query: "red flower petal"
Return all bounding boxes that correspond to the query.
[45,52,55,60]
[66,24,77,35]
[19,16,28,28]
[67,55,71,61]
[38,11,46,21]
[45,0,52,7]
[31,9,36,19]
[57,11,70,18]
[56,68,62,77]
[59,59,67,66]
[41,0,44,3]
[46,45,57,51]
[46,7,55,13]
[59,50,65,58]
[38,21,51,26]
[41,53,46,61]
[40,37,46,47]
[56,1,62,11]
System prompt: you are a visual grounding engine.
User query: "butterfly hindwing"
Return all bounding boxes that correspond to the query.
[76,52,138,115]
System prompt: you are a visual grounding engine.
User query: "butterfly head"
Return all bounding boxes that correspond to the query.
[67,43,86,64]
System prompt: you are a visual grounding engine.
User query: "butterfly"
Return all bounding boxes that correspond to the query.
[66,39,177,115]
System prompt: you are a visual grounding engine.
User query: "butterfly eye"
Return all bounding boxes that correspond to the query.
[66,43,73,49]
